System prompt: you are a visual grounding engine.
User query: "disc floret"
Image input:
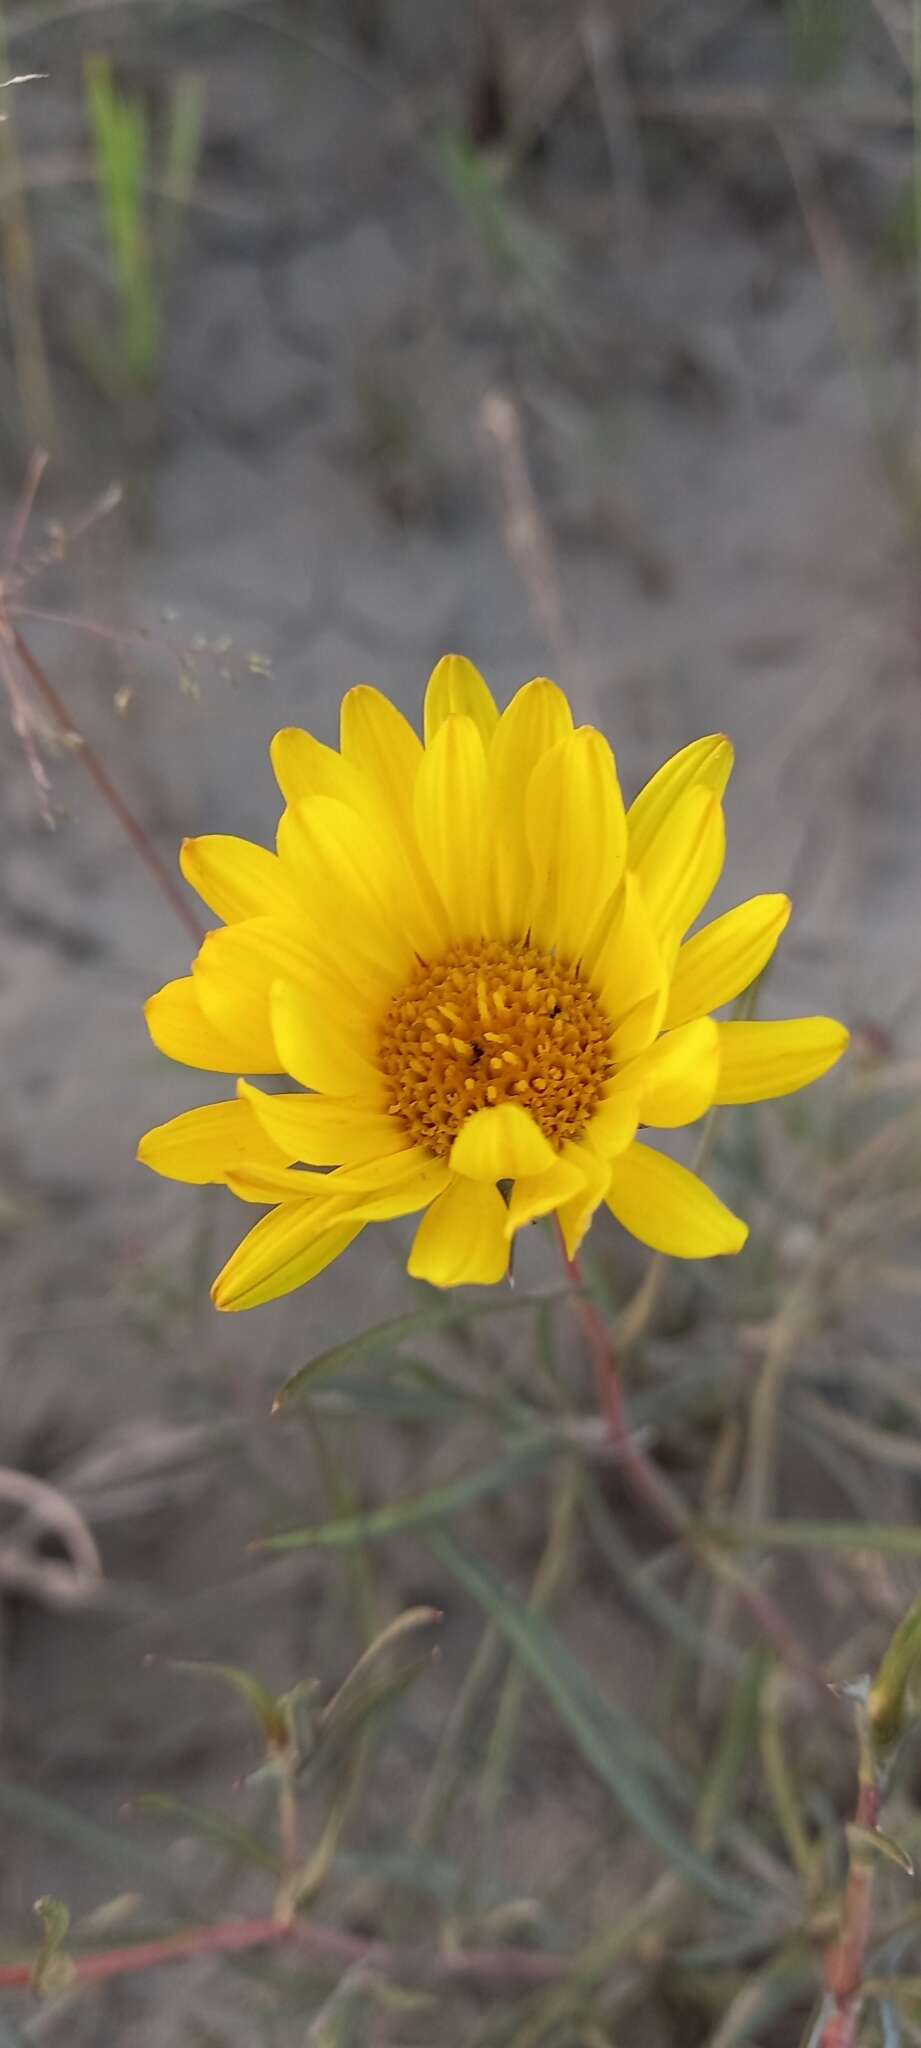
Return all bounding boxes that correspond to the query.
[378,938,616,1160]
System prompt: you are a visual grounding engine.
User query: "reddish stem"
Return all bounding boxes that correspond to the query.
[12,627,204,947]
[0,1912,567,1993]
[819,1766,882,2047]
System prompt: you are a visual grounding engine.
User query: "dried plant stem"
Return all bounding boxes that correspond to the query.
[559,1237,829,1701]
[0,1912,570,1993]
[11,627,204,944]
[478,389,569,665]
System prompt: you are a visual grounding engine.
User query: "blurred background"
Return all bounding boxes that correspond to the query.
[1,2,920,2042]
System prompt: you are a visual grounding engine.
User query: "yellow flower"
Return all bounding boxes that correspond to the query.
[138,657,848,1311]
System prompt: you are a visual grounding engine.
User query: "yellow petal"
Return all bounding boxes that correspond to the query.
[408,1177,509,1286]
[179,835,298,926]
[632,787,725,961]
[239,1081,401,1166]
[145,976,282,1075]
[713,1018,849,1105]
[340,687,451,950]
[331,1146,433,1195]
[137,1096,291,1184]
[414,713,488,938]
[585,1091,641,1159]
[424,654,499,749]
[277,795,419,980]
[270,727,368,810]
[505,1151,589,1239]
[212,1200,362,1311]
[334,1151,451,1222]
[627,734,733,867]
[665,895,791,1030]
[556,1140,613,1259]
[486,677,573,936]
[610,989,668,1064]
[591,871,665,1033]
[272,979,382,1097]
[227,1162,330,1202]
[606,1143,748,1257]
[450,1102,557,1181]
[340,685,423,844]
[613,1018,719,1128]
[527,727,628,961]
[192,920,318,1073]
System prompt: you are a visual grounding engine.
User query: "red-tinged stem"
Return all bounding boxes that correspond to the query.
[560,1236,830,1701]
[0,1912,568,1993]
[12,627,204,947]
[818,1752,882,2047]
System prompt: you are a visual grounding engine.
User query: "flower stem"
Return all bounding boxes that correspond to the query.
[817,1715,884,2048]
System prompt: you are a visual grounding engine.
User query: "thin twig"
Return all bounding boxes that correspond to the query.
[11,627,204,944]
[478,389,569,665]
[3,446,47,575]
[0,622,53,825]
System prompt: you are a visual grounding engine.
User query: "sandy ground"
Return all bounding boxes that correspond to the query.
[1,4,920,2041]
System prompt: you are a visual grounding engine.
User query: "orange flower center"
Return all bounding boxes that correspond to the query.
[379,939,616,1160]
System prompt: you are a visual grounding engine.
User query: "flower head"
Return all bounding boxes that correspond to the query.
[138,657,848,1310]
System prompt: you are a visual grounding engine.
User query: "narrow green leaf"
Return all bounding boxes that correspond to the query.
[428,1530,763,1912]
[301,1654,435,1786]
[31,1897,75,1998]
[871,1588,921,1751]
[847,1824,915,1877]
[581,1474,743,1674]
[312,1352,541,1428]
[313,1377,477,1423]
[259,1437,559,1552]
[274,1289,574,1405]
[696,1651,769,1851]
[320,1607,441,1731]
[707,1519,921,1555]
[0,1782,172,1892]
[133,1793,280,1873]
[169,1660,287,1745]
[702,1944,816,2047]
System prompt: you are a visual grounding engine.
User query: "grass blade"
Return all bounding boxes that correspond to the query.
[132,1793,279,1874]
[259,1437,559,1551]
[427,1530,764,1913]
[580,1473,743,1675]
[0,1781,173,1893]
[708,1519,921,1555]
[274,1289,574,1405]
